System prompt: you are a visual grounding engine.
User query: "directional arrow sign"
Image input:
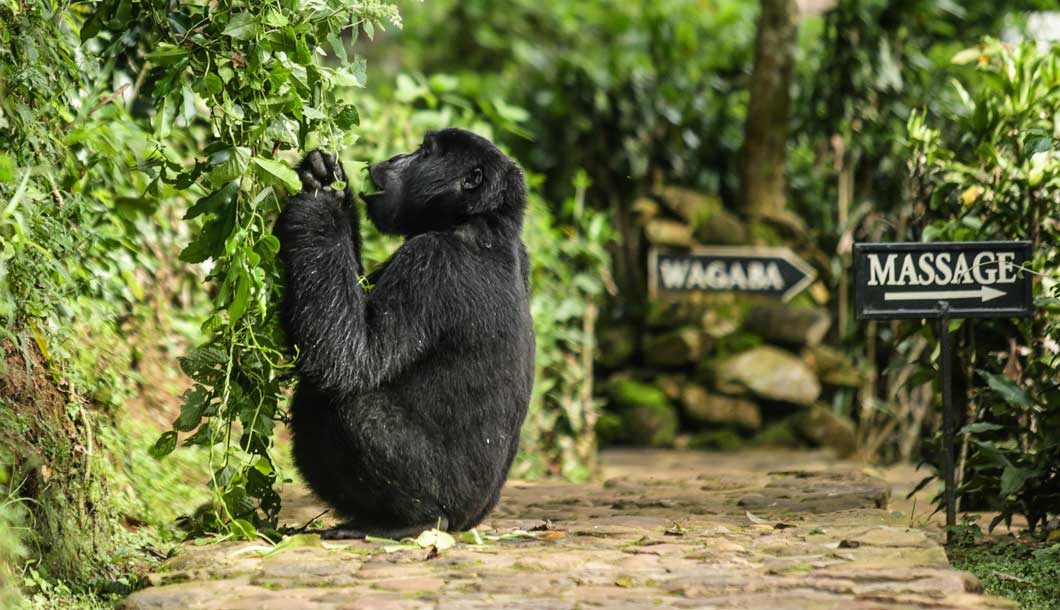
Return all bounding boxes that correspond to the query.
[854,241,1033,320]
[649,246,816,302]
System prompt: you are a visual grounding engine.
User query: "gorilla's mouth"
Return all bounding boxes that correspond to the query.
[360,163,387,204]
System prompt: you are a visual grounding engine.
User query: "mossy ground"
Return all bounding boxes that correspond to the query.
[948,530,1060,610]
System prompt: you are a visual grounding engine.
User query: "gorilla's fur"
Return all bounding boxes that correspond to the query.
[274,129,534,537]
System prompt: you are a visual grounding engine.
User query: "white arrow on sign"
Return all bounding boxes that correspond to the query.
[883,286,1006,303]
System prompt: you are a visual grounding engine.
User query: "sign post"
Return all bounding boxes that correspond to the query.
[854,241,1033,538]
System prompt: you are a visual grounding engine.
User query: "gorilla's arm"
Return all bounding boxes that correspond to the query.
[276,189,461,396]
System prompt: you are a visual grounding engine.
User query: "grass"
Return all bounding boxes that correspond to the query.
[947,524,1060,610]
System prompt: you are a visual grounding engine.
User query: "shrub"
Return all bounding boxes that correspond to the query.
[905,40,1060,532]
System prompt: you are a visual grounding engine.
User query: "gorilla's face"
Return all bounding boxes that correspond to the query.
[361,129,510,235]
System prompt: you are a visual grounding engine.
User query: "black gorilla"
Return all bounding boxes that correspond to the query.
[274,128,534,538]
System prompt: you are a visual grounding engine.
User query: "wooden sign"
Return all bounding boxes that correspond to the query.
[648,246,816,302]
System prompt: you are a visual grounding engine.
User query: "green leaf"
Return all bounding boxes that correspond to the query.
[193,73,224,98]
[223,13,259,40]
[335,105,360,129]
[185,182,238,220]
[1000,465,1034,496]
[149,431,178,459]
[981,371,1031,409]
[208,147,250,187]
[262,10,288,28]
[959,422,1003,435]
[174,386,209,432]
[228,271,251,321]
[146,43,191,66]
[952,47,982,65]
[0,154,15,184]
[252,157,300,192]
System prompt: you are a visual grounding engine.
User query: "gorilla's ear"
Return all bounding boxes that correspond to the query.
[462,167,483,190]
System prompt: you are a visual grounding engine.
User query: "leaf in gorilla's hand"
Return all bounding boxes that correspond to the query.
[253,157,301,192]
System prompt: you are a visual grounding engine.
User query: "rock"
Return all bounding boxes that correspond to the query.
[693,208,748,246]
[621,402,678,448]
[688,429,744,451]
[655,186,722,225]
[700,308,743,339]
[608,378,669,410]
[802,344,865,388]
[679,383,762,431]
[794,405,858,457]
[632,197,660,222]
[606,379,678,448]
[654,374,686,402]
[643,327,706,367]
[596,324,636,369]
[644,218,694,247]
[744,303,831,347]
[753,418,801,448]
[712,346,821,406]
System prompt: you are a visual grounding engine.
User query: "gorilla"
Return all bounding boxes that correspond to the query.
[274,128,534,538]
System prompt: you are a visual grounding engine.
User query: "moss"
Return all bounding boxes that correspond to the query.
[753,418,801,448]
[688,429,744,451]
[948,533,1060,610]
[608,379,670,410]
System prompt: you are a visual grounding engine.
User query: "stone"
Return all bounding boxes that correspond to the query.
[688,429,745,451]
[644,218,694,247]
[743,303,831,347]
[679,383,762,431]
[117,449,1013,610]
[655,186,722,226]
[654,374,686,402]
[606,379,678,447]
[621,402,679,448]
[643,327,706,367]
[753,418,801,448]
[712,346,821,406]
[803,344,866,388]
[693,208,748,246]
[700,308,742,339]
[608,378,669,410]
[794,405,858,458]
[632,196,661,222]
[596,324,636,369]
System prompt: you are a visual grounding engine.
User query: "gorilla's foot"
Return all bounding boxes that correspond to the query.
[321,517,450,540]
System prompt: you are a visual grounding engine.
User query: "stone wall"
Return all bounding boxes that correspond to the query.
[596,186,864,456]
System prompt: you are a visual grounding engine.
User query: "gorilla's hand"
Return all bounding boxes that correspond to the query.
[298,150,348,194]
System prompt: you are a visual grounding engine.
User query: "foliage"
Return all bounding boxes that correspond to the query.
[949,518,1060,610]
[791,0,1053,236]
[904,40,1060,532]
[79,0,405,538]
[0,0,186,596]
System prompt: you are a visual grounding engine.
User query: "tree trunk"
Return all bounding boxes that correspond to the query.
[739,0,800,217]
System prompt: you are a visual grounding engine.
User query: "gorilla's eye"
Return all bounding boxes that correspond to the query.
[462,167,483,190]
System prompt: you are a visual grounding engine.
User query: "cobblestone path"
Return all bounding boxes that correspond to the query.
[120,450,1013,610]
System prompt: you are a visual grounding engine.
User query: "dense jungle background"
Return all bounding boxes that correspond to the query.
[1,0,1059,607]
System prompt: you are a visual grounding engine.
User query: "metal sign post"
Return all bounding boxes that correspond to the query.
[854,241,1033,539]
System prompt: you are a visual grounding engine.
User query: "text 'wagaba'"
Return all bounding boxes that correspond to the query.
[649,247,816,302]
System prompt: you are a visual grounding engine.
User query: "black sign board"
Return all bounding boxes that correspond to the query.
[649,246,816,302]
[852,239,1034,542]
[854,241,1033,320]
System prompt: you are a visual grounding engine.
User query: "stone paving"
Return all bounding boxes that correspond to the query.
[119,450,1014,609]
